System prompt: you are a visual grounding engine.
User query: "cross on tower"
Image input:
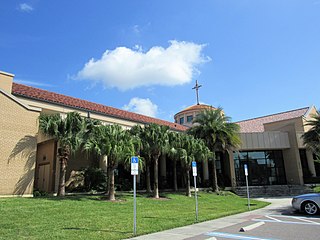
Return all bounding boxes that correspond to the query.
[192,80,202,105]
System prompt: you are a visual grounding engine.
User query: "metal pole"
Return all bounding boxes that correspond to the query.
[194,176,198,222]
[133,175,137,235]
[245,175,250,210]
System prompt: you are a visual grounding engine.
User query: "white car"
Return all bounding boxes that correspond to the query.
[292,193,320,215]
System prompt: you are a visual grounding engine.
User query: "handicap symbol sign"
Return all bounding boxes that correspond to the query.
[131,156,139,163]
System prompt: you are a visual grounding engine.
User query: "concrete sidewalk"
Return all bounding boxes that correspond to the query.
[129,197,292,240]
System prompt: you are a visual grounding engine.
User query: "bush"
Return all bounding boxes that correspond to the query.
[313,186,320,193]
[83,167,107,192]
[304,177,320,184]
[115,178,131,191]
[66,167,107,192]
[33,189,48,197]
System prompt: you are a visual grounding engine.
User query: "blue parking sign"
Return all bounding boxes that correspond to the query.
[131,156,139,175]
[192,161,197,176]
[131,156,138,163]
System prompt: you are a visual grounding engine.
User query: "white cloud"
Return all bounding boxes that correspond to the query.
[14,79,53,87]
[133,25,140,34]
[75,40,210,91]
[18,3,33,12]
[123,98,158,117]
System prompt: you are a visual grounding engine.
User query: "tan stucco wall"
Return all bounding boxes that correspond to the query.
[0,92,40,195]
[303,106,318,132]
[0,71,14,94]
[265,120,304,185]
[174,109,199,127]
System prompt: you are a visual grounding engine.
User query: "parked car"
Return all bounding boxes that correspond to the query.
[292,193,320,215]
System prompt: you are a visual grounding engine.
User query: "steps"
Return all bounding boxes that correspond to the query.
[235,185,313,198]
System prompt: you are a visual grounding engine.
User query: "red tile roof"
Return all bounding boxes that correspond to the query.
[236,107,309,133]
[174,104,216,117]
[12,83,188,132]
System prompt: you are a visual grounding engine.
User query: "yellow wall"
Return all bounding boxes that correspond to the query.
[303,106,318,132]
[0,91,40,195]
[0,71,13,94]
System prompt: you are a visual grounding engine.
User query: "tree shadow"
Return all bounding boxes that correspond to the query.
[7,135,37,195]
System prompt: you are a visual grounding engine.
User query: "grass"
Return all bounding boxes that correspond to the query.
[0,192,269,240]
[313,186,320,192]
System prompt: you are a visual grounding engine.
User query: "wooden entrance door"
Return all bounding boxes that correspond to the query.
[38,164,50,192]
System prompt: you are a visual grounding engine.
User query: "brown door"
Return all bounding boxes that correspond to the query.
[38,164,50,192]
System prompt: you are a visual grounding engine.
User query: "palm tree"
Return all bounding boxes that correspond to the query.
[188,108,241,192]
[302,114,320,159]
[39,112,83,196]
[141,124,169,199]
[85,124,137,200]
[168,131,182,192]
[130,125,152,193]
[179,134,211,196]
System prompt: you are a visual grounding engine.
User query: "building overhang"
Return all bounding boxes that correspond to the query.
[239,131,290,151]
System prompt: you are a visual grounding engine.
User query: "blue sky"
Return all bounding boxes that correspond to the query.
[1,1,319,122]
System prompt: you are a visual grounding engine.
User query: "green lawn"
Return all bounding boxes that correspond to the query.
[0,192,269,240]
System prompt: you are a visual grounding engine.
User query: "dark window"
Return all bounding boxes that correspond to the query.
[234,150,286,186]
[179,117,184,124]
[187,115,193,123]
[299,149,311,177]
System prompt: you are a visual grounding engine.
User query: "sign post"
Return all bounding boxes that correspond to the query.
[192,161,198,222]
[244,164,250,210]
[131,156,139,236]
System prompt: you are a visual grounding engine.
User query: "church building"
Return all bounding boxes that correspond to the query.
[0,70,319,196]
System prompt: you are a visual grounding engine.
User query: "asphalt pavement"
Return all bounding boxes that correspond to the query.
[129,197,320,240]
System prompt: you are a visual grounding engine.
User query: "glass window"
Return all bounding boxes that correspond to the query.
[179,117,184,124]
[237,152,248,160]
[187,115,193,122]
[234,150,286,186]
[265,151,275,160]
[248,151,265,159]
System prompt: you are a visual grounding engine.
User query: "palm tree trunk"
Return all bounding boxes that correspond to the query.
[57,157,66,196]
[57,145,71,197]
[108,167,115,201]
[105,166,110,195]
[186,169,191,197]
[146,164,152,193]
[173,158,178,192]
[211,158,219,192]
[153,156,159,198]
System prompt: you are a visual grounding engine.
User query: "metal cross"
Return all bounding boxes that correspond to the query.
[192,80,202,105]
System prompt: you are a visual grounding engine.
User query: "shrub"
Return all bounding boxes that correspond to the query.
[33,189,48,197]
[83,167,107,192]
[66,167,107,192]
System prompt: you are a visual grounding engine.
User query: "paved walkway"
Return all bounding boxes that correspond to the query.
[129,197,292,240]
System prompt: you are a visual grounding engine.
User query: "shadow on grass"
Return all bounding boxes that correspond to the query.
[142,216,179,220]
[30,192,146,202]
[30,195,100,202]
[63,227,131,234]
[28,190,210,202]
[248,203,257,206]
